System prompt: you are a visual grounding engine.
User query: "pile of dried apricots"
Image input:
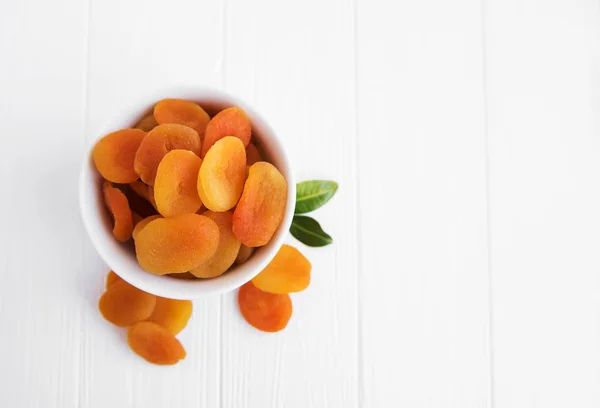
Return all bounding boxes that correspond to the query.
[92,99,312,365]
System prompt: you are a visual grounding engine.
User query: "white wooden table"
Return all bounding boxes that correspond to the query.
[1,0,600,406]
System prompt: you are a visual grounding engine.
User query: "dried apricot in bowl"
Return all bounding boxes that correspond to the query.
[245,142,263,166]
[134,124,201,185]
[92,128,146,183]
[135,113,158,132]
[235,244,254,265]
[190,211,241,278]
[201,107,251,157]
[103,181,134,242]
[99,279,157,327]
[147,297,192,335]
[135,213,219,274]
[197,136,246,212]
[232,162,287,247]
[154,99,210,137]
[128,322,186,365]
[252,244,311,294]
[238,281,292,332]
[154,150,203,217]
[132,214,162,240]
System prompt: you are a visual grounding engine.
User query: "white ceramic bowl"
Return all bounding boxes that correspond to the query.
[79,87,295,299]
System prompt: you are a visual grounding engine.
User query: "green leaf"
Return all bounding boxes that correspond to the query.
[295,180,338,214]
[290,216,333,247]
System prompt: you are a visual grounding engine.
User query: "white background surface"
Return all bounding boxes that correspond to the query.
[1,0,600,407]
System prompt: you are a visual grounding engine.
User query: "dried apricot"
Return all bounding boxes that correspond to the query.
[238,281,292,332]
[147,297,192,335]
[154,150,203,217]
[232,162,287,247]
[132,214,162,239]
[105,270,122,288]
[135,113,158,132]
[128,322,186,365]
[93,128,145,183]
[168,272,198,280]
[103,181,134,242]
[235,244,254,265]
[123,184,157,218]
[201,107,251,157]
[197,137,247,212]
[190,211,241,278]
[245,142,262,166]
[154,99,210,137]
[252,244,311,294]
[134,124,201,185]
[129,181,157,210]
[135,214,219,274]
[99,279,156,327]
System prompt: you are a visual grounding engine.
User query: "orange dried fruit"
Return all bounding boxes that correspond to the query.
[147,297,192,335]
[93,128,146,183]
[128,322,186,365]
[201,107,251,157]
[132,214,162,240]
[232,162,287,247]
[190,211,241,278]
[252,244,311,294]
[135,213,219,274]
[235,244,254,265]
[129,181,157,210]
[105,270,122,288]
[154,99,210,137]
[135,113,158,132]
[103,181,134,242]
[197,136,246,212]
[245,142,262,166]
[154,150,203,217]
[238,281,292,332]
[168,272,198,280]
[134,124,201,185]
[99,279,157,327]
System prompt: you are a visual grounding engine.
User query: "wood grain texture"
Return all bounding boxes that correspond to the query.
[356,0,491,406]
[485,0,600,406]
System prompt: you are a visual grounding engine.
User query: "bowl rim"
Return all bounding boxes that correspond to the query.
[79,86,295,299]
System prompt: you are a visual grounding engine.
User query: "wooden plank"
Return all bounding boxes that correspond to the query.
[485,0,600,406]
[356,0,491,406]
[0,0,88,406]
[220,0,360,407]
[84,0,225,406]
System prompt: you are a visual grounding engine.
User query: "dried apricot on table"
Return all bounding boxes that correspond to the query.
[232,162,287,247]
[245,142,262,166]
[105,270,122,288]
[135,213,219,274]
[201,107,251,157]
[135,113,158,132]
[103,181,134,242]
[99,279,157,327]
[252,244,311,294]
[197,136,246,212]
[93,128,146,183]
[154,99,210,137]
[128,322,186,365]
[238,281,292,332]
[235,244,254,265]
[132,214,162,239]
[147,297,192,335]
[190,211,241,278]
[134,124,201,185]
[154,150,203,217]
